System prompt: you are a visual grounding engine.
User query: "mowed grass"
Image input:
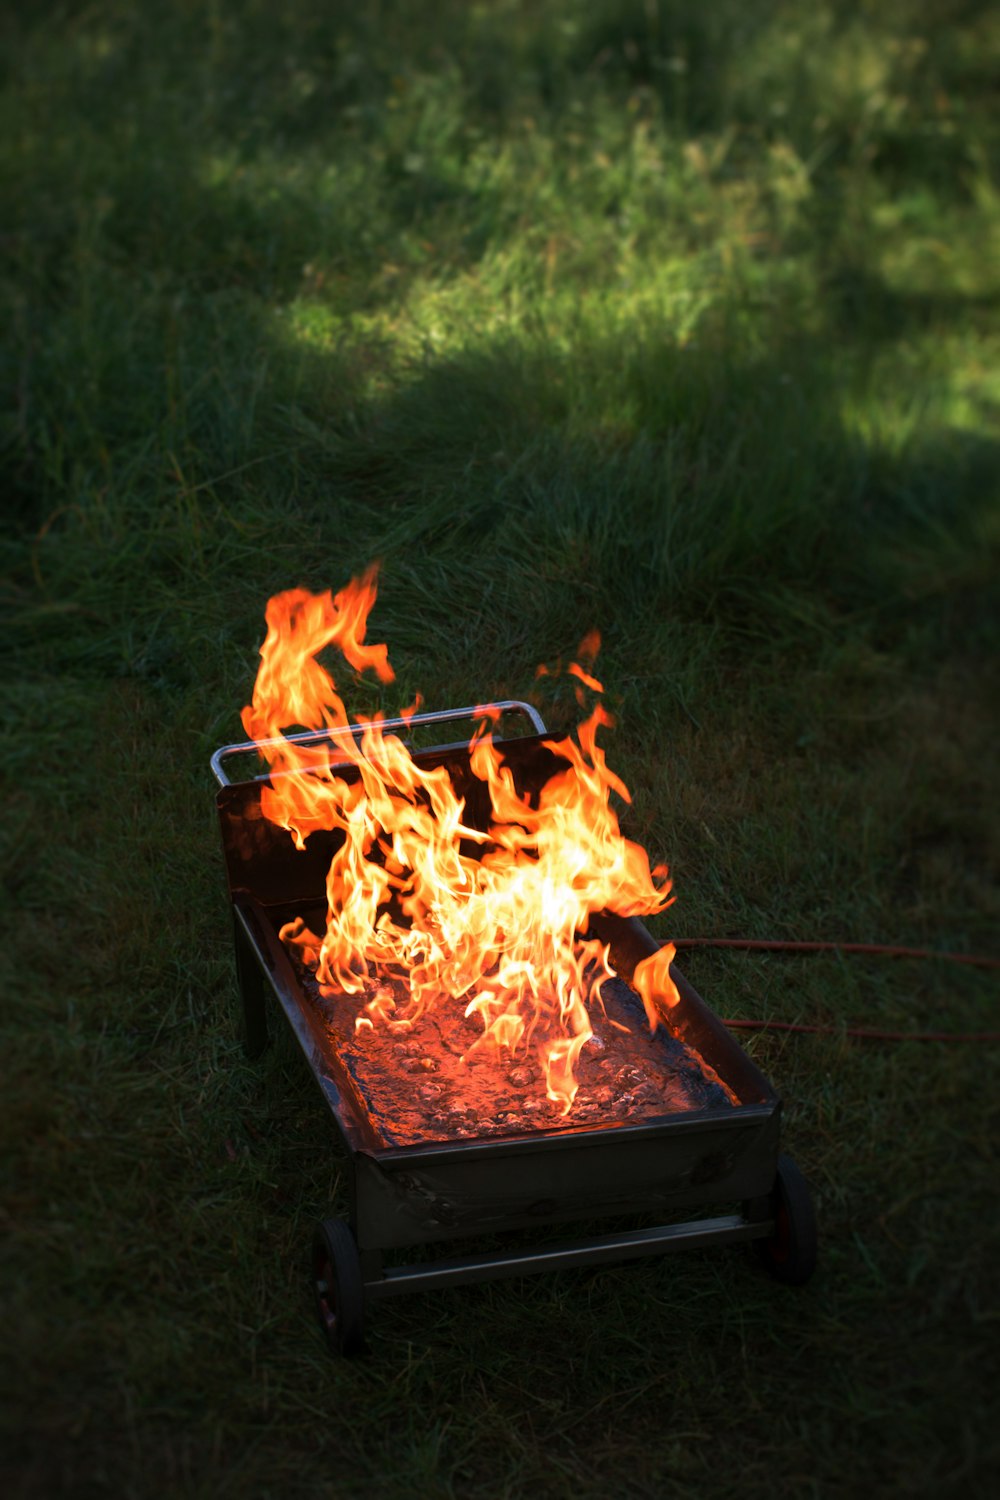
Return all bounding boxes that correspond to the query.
[2,1,999,1496]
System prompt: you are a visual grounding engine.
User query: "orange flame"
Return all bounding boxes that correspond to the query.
[241,567,678,1114]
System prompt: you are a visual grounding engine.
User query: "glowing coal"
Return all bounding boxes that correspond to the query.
[293,955,735,1148]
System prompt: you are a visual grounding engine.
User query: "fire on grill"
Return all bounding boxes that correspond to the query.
[212,566,817,1356]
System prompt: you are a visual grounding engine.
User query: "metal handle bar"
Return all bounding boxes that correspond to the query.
[210,699,547,787]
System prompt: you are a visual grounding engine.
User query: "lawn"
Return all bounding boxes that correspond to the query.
[3,2,999,1496]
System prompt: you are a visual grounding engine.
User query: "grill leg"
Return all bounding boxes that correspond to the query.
[234,911,269,1058]
[359,1247,384,1283]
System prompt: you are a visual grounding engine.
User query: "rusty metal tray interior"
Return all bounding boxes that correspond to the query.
[218,733,780,1189]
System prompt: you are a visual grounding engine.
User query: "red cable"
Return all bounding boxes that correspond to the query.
[720,1019,1000,1042]
[672,937,1000,970]
[669,936,1000,1042]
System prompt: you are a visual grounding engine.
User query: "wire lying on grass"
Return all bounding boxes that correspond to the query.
[670,937,1000,1043]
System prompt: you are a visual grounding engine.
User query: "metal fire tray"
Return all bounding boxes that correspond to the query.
[212,702,817,1356]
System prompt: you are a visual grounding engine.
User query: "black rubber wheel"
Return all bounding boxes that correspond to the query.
[312,1218,366,1357]
[754,1153,818,1286]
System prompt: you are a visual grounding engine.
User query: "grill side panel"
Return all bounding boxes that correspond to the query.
[352,1108,780,1249]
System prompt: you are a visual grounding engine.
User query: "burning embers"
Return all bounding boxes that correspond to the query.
[241,566,681,1117]
[291,958,735,1146]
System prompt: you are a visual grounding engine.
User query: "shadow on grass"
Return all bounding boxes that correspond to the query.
[11,305,1000,715]
[215,297,1000,686]
[822,265,1000,342]
[9,277,1000,710]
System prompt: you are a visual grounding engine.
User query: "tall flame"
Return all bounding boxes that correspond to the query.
[241,566,679,1113]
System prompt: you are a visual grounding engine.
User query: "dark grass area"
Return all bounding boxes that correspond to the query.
[3,1,1000,1495]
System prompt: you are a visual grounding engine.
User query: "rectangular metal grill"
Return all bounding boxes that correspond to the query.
[212,703,811,1355]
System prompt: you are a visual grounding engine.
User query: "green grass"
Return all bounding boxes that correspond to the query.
[2,1,999,1495]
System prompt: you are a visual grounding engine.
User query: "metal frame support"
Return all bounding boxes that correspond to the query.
[211,699,547,787]
[362,1213,773,1301]
[234,909,270,1059]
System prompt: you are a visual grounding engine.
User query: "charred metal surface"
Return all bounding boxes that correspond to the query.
[218,734,567,908]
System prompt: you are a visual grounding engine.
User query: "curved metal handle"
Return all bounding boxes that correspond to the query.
[210,699,548,787]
